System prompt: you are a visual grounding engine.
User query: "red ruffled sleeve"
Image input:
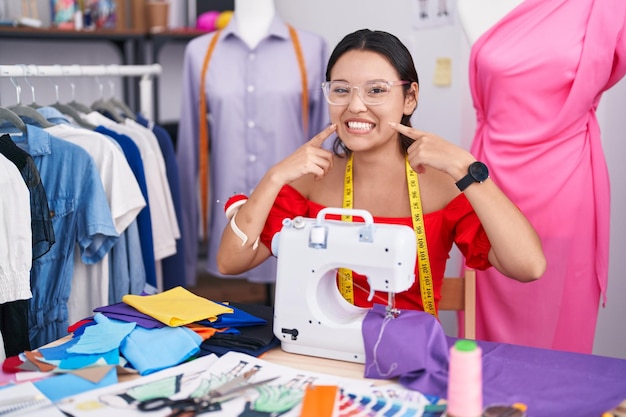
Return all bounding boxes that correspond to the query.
[444,194,492,271]
[260,185,321,254]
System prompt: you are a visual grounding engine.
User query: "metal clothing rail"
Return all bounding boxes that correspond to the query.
[0,64,162,120]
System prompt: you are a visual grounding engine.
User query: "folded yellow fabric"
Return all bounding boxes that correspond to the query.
[122,286,233,327]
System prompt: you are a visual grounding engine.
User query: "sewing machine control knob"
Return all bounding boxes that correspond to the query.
[292,216,306,229]
[281,328,299,340]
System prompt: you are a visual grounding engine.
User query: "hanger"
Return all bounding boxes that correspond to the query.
[91,76,125,123]
[20,66,42,110]
[8,77,54,128]
[48,77,97,130]
[0,107,27,133]
[105,79,136,121]
[68,99,93,114]
[65,77,93,114]
[58,66,97,114]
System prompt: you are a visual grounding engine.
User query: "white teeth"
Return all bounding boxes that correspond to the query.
[347,121,374,131]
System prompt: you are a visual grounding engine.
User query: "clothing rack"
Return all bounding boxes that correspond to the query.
[0,64,162,121]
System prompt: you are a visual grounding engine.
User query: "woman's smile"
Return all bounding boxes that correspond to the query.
[345,119,376,133]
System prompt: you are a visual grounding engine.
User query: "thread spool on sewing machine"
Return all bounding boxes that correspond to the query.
[271,207,416,363]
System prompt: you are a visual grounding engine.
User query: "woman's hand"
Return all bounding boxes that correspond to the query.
[389,122,546,282]
[217,124,337,275]
[269,124,337,185]
[389,122,474,181]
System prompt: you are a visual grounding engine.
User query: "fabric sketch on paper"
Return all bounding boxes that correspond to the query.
[58,352,432,417]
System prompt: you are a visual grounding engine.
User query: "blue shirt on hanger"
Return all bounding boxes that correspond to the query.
[135,113,186,290]
[38,106,148,305]
[0,124,118,348]
[94,125,157,289]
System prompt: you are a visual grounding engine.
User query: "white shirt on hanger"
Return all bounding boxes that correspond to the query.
[0,153,32,305]
[83,111,180,262]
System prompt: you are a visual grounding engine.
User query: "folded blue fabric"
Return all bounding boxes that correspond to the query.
[71,320,97,336]
[59,348,119,369]
[120,326,202,375]
[67,313,136,355]
[196,302,266,328]
[39,337,80,360]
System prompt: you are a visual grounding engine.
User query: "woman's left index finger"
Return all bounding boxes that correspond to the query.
[388,122,422,140]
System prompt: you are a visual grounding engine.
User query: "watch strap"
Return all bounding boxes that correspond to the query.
[456,161,489,192]
[456,174,475,192]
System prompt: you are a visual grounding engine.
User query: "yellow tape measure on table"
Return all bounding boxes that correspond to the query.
[338,154,437,317]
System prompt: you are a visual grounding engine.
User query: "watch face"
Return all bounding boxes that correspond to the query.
[469,162,489,182]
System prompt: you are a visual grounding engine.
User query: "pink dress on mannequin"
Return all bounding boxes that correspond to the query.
[469,0,626,353]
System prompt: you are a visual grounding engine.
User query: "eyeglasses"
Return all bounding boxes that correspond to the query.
[322,80,410,106]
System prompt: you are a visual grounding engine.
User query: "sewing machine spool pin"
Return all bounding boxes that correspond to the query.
[272,207,416,363]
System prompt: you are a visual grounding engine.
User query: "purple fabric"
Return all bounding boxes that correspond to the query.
[475,337,626,417]
[93,303,165,329]
[362,304,449,396]
[362,304,626,417]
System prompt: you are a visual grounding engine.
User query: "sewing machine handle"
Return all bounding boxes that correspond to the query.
[316,207,374,225]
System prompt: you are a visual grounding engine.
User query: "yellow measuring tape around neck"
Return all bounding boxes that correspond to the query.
[198,26,309,239]
[339,154,437,316]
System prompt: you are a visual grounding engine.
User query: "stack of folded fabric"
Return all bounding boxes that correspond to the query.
[1,287,279,402]
[65,286,233,376]
[196,302,280,357]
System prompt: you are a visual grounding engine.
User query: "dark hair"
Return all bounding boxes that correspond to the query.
[326,29,419,156]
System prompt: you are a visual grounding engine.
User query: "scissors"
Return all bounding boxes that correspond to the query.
[137,370,279,416]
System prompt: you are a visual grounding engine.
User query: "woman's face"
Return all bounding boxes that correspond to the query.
[328,49,417,153]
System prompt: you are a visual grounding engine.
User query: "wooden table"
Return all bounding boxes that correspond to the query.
[260,348,383,382]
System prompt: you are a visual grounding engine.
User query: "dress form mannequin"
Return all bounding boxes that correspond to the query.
[461,0,626,354]
[176,3,328,288]
[457,0,524,44]
[234,0,276,49]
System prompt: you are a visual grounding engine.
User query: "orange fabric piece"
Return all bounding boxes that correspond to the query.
[184,323,228,341]
[299,385,340,417]
[23,350,56,372]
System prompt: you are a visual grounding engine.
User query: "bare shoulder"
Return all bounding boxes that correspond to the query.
[419,167,462,213]
[290,155,346,206]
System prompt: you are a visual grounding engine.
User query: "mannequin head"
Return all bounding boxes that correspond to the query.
[234,0,276,49]
[325,29,420,155]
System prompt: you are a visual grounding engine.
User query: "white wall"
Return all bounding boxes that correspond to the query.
[1,0,625,359]
[594,76,626,359]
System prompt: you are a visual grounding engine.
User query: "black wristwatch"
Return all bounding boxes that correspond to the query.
[456,161,489,192]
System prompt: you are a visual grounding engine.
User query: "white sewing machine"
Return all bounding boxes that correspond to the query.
[271,207,416,363]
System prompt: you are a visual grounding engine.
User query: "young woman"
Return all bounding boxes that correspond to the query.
[217,29,546,314]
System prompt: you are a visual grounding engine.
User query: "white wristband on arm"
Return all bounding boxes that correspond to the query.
[224,194,259,250]
[230,213,260,250]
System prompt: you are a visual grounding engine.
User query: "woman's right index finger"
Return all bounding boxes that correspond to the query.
[310,123,337,147]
